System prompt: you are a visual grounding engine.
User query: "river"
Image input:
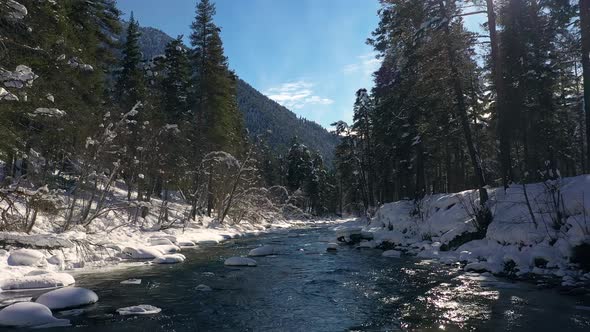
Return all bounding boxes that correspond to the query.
[24,223,590,331]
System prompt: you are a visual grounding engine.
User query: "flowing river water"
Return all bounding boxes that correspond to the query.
[8,224,590,331]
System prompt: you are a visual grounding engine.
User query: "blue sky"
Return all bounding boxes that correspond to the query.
[117,0,382,129]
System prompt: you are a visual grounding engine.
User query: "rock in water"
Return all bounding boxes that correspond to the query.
[120,279,142,285]
[327,243,338,252]
[35,287,98,310]
[116,305,161,316]
[0,302,70,328]
[224,257,257,267]
[7,249,45,266]
[152,254,186,264]
[195,284,212,292]
[382,250,401,258]
[248,245,275,257]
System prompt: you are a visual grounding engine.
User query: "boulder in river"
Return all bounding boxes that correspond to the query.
[0,302,70,328]
[116,304,161,316]
[224,257,257,267]
[35,287,98,310]
[248,245,275,257]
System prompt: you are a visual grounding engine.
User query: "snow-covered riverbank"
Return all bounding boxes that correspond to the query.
[332,175,590,291]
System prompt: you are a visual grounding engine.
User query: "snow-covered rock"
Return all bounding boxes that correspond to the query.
[152,254,186,264]
[195,284,212,292]
[178,240,196,247]
[33,107,66,117]
[0,272,75,291]
[148,238,174,246]
[224,257,257,267]
[7,249,45,266]
[122,246,163,259]
[248,245,275,257]
[0,87,18,101]
[151,244,181,254]
[116,304,161,316]
[35,287,98,310]
[0,302,69,328]
[382,250,401,258]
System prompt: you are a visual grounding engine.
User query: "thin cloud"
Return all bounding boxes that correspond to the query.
[265,80,334,110]
[343,52,381,76]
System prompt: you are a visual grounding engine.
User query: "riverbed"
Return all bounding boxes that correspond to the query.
[12,223,590,332]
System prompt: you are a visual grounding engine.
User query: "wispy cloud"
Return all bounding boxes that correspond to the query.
[342,52,381,77]
[265,80,334,110]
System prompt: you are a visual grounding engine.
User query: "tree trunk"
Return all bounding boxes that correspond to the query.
[438,1,490,223]
[581,0,590,172]
[486,0,512,187]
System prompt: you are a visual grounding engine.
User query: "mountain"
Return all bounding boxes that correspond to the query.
[124,25,338,164]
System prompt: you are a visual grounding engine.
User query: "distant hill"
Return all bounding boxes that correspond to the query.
[122,25,338,165]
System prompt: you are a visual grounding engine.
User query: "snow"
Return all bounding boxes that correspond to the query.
[122,246,163,259]
[382,250,401,258]
[195,284,212,292]
[248,245,275,257]
[0,87,18,101]
[0,272,75,291]
[355,174,590,279]
[33,108,66,117]
[0,302,69,328]
[224,257,257,267]
[35,287,98,310]
[148,238,174,246]
[151,244,181,254]
[152,254,185,264]
[116,304,161,316]
[7,249,45,266]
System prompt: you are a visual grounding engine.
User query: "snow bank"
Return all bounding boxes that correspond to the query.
[116,304,161,316]
[0,272,74,291]
[362,174,590,279]
[0,302,70,328]
[7,249,45,266]
[35,287,98,310]
[151,244,181,254]
[248,245,275,257]
[224,257,257,267]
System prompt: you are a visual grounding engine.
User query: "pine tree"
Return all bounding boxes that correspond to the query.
[189,0,244,155]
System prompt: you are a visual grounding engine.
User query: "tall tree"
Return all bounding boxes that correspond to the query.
[581,0,590,171]
[189,0,244,155]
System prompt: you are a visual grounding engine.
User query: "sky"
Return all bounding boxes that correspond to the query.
[116,0,382,129]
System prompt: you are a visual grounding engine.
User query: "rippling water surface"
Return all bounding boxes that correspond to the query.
[12,224,590,331]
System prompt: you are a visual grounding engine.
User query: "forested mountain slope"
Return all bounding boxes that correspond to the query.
[131,25,339,164]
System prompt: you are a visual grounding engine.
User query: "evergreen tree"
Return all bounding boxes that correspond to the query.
[189,0,244,155]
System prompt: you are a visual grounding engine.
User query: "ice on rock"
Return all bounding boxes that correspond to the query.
[224,257,257,267]
[152,254,186,264]
[116,304,161,316]
[0,272,75,291]
[248,245,275,257]
[7,249,45,266]
[195,284,212,292]
[122,246,163,259]
[35,287,98,310]
[382,250,401,258]
[0,302,70,328]
[120,279,142,285]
